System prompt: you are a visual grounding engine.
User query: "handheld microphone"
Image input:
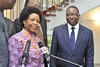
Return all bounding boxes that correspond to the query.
[38,42,50,63]
[21,40,31,67]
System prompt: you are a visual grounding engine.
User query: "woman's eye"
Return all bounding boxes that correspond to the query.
[31,19,35,21]
[37,20,40,23]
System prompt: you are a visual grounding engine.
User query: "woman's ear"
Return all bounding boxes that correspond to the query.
[23,20,26,24]
[23,20,27,27]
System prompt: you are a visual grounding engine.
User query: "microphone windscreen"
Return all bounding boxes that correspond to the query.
[23,40,31,57]
[40,47,49,54]
[38,42,43,48]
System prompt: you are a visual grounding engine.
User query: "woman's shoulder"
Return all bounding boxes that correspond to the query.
[9,32,23,41]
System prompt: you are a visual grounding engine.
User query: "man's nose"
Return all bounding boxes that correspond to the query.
[70,15,75,18]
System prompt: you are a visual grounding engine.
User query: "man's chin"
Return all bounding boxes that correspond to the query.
[70,23,76,26]
[5,6,14,9]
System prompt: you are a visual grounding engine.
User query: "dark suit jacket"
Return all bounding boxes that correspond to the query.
[0,12,9,67]
[14,16,48,46]
[5,17,16,38]
[40,16,48,46]
[50,24,94,67]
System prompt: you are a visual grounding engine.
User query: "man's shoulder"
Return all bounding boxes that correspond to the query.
[4,17,13,23]
[53,24,67,32]
[80,24,92,32]
[54,24,67,29]
[5,17,13,21]
[14,18,20,23]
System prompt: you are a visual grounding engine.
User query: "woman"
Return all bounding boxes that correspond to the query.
[8,7,45,67]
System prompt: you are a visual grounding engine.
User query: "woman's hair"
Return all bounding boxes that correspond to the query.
[19,6,42,28]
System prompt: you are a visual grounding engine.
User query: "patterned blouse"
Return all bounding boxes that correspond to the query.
[8,29,44,67]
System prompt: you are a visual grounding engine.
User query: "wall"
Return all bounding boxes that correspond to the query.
[81,7,100,64]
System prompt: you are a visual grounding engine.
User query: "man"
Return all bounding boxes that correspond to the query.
[5,17,16,38]
[50,6,94,67]
[0,0,16,67]
[1,10,16,38]
[14,0,48,46]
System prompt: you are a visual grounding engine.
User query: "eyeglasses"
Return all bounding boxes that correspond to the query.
[66,13,79,16]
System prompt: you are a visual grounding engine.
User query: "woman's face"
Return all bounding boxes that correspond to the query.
[23,13,40,34]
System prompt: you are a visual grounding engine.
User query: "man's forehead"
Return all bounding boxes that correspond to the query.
[67,8,78,13]
[29,0,40,4]
[29,0,40,2]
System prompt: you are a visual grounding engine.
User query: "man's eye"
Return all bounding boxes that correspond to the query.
[66,13,79,16]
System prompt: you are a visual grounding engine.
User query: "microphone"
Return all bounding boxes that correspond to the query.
[38,42,50,63]
[21,40,31,67]
[38,42,83,67]
[50,54,83,67]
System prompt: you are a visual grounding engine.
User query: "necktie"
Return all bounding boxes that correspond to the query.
[70,27,75,51]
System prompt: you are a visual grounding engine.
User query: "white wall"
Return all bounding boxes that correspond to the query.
[69,0,100,14]
[81,7,100,64]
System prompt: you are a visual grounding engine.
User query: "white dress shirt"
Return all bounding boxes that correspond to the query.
[68,23,79,42]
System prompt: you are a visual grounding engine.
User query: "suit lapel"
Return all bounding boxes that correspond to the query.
[62,24,73,54]
[0,12,8,40]
[74,25,84,54]
[4,18,8,39]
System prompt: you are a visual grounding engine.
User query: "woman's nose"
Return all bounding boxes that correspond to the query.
[33,21,38,24]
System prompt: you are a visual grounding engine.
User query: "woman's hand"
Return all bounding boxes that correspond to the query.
[35,24,45,46]
[35,24,41,33]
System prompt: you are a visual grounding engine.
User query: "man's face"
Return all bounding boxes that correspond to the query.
[27,0,41,10]
[0,0,16,9]
[66,7,80,26]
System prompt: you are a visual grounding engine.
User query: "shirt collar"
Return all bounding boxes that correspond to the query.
[22,28,35,37]
[68,23,79,30]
